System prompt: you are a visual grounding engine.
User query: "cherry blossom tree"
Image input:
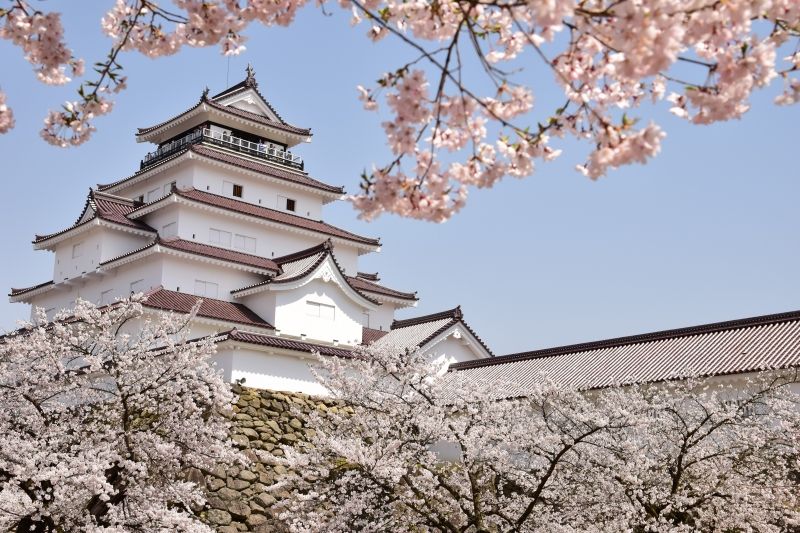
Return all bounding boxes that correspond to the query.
[1,1,799,221]
[0,297,244,532]
[273,345,800,532]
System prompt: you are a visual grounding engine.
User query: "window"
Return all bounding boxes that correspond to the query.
[146,187,161,202]
[306,301,335,320]
[209,228,231,247]
[232,184,243,198]
[163,181,176,195]
[72,243,83,258]
[223,181,235,196]
[99,289,114,305]
[130,279,146,293]
[234,234,256,253]
[161,222,177,238]
[278,195,296,212]
[362,311,370,328]
[194,280,218,298]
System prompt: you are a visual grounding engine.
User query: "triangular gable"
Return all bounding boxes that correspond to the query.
[374,307,493,361]
[251,254,379,310]
[215,88,282,123]
[232,242,380,310]
[212,66,284,123]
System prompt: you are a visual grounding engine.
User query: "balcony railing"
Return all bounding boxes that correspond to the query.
[140,128,305,171]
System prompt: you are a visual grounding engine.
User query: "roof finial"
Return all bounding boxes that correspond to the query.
[245,64,257,88]
[200,86,209,101]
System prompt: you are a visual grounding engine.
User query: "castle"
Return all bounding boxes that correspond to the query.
[8,67,492,394]
[9,67,800,395]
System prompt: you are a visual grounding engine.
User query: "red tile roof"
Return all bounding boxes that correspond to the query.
[136,92,311,138]
[100,237,280,273]
[220,329,355,358]
[143,288,272,328]
[231,241,382,305]
[347,275,417,301]
[190,144,341,193]
[97,144,344,196]
[171,188,379,247]
[34,191,154,244]
[361,327,389,345]
[9,280,54,297]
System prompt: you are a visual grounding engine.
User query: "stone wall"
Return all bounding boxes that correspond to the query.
[197,385,340,532]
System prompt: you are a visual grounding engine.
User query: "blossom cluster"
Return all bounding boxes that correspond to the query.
[273,344,800,532]
[1,0,798,219]
[0,297,244,531]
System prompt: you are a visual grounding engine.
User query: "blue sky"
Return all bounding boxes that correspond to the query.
[0,4,798,355]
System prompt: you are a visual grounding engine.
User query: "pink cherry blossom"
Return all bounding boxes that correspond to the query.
[0,0,798,220]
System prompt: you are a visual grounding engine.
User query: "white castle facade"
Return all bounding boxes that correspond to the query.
[9,68,493,395]
[9,67,800,393]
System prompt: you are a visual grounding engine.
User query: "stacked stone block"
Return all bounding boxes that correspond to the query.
[198,385,340,532]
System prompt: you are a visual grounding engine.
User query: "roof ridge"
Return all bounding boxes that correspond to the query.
[346,275,418,301]
[172,188,379,246]
[391,306,463,330]
[156,237,280,272]
[273,240,332,265]
[450,309,800,371]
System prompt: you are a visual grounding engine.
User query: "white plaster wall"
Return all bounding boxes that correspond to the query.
[100,230,153,263]
[222,347,327,395]
[426,335,484,364]
[238,292,277,327]
[119,165,195,202]
[53,231,103,281]
[171,205,361,274]
[28,258,164,319]
[366,303,396,331]
[159,255,264,300]
[190,160,324,220]
[273,278,366,345]
[140,204,180,239]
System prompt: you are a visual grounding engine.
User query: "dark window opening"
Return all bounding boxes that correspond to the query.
[232,184,243,198]
[286,198,296,212]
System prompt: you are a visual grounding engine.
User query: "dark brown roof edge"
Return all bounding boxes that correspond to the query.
[220,328,355,359]
[176,188,378,245]
[9,280,55,297]
[450,309,800,371]
[391,306,463,329]
[389,306,494,357]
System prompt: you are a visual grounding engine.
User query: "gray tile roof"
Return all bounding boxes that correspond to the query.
[373,307,494,356]
[449,310,800,392]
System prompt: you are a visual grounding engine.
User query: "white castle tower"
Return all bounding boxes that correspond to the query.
[9,67,493,393]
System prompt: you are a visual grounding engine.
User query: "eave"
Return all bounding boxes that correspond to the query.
[129,191,380,254]
[33,218,155,251]
[135,101,311,147]
[232,254,380,311]
[99,240,279,276]
[99,146,345,203]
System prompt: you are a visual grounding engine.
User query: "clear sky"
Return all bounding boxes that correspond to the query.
[0,4,798,355]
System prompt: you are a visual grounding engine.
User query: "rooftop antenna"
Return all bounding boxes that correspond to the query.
[226,55,231,87]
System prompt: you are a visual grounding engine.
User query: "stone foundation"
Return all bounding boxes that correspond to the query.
[198,385,340,532]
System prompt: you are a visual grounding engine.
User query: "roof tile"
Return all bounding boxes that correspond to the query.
[143,288,272,328]
[449,309,800,391]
